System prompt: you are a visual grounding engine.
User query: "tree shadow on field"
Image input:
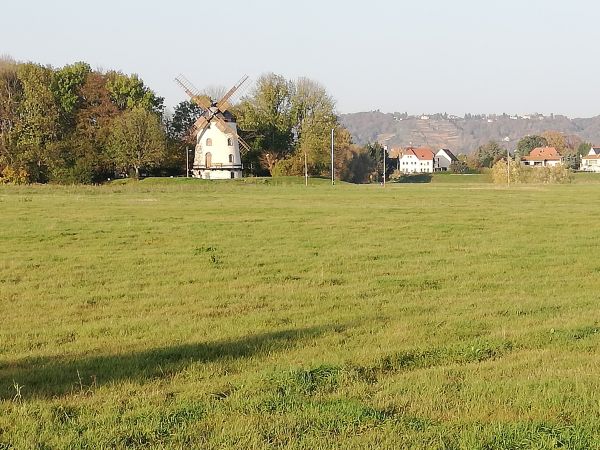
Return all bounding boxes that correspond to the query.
[0,326,332,400]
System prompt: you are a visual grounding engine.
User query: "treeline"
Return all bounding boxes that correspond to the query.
[0,57,383,184]
[0,57,175,184]
[468,132,591,170]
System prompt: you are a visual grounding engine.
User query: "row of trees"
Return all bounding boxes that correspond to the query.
[0,57,173,184]
[0,58,387,184]
[468,131,592,170]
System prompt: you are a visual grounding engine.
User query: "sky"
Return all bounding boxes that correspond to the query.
[2,0,600,117]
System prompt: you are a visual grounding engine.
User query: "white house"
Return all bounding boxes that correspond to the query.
[580,147,600,172]
[399,147,435,173]
[521,147,562,167]
[434,148,458,171]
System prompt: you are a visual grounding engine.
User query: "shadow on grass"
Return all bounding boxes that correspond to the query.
[394,174,433,183]
[0,326,331,400]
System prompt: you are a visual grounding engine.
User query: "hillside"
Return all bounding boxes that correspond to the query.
[340,112,600,154]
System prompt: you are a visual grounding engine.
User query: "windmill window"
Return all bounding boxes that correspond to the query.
[228,154,233,163]
[227,138,233,146]
[206,138,213,146]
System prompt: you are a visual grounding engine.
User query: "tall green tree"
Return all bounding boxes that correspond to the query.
[473,140,506,168]
[14,63,61,181]
[51,62,91,134]
[291,78,337,174]
[515,135,548,159]
[0,56,23,171]
[236,73,294,175]
[108,108,166,178]
[163,100,203,175]
[106,71,164,113]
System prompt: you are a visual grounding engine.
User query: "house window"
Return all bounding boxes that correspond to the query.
[227,138,233,146]
[206,138,213,146]
[228,154,233,163]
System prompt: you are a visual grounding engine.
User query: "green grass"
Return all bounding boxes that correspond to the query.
[1,179,600,449]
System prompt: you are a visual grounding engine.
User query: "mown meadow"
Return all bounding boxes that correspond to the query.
[1,175,599,449]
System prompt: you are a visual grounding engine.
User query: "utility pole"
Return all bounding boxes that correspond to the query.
[331,128,335,185]
[304,152,308,186]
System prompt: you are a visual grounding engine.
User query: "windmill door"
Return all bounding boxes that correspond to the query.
[205,152,212,168]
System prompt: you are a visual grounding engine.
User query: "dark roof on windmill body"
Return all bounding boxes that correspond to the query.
[205,108,236,123]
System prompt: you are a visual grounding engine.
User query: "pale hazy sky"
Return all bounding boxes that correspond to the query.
[2,0,599,117]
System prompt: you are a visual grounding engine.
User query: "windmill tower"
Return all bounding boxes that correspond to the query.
[175,75,251,180]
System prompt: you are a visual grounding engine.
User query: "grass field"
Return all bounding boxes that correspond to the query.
[1,177,600,449]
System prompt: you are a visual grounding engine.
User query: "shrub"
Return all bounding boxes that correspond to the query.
[0,166,30,184]
[491,159,572,184]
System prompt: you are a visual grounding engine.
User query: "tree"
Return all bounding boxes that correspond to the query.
[235,73,348,177]
[108,108,166,178]
[577,142,592,157]
[236,73,294,174]
[0,56,23,172]
[167,100,203,145]
[163,100,203,176]
[14,63,61,181]
[473,140,506,168]
[541,131,567,154]
[340,147,376,183]
[106,71,163,113]
[515,135,547,159]
[291,78,337,175]
[365,142,395,182]
[450,160,469,173]
[51,62,91,134]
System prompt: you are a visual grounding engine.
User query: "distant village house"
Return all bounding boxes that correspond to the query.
[580,147,600,172]
[399,147,435,173]
[434,148,458,171]
[521,147,562,167]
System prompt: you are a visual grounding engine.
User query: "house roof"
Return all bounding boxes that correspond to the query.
[436,148,458,161]
[589,147,600,155]
[404,147,435,161]
[522,146,561,161]
[583,154,600,160]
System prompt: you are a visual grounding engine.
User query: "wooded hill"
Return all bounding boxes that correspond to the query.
[340,111,600,154]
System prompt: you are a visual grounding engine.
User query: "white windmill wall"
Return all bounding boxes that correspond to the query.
[192,122,243,180]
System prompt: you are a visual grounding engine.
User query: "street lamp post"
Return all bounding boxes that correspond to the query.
[331,128,335,186]
[186,147,190,178]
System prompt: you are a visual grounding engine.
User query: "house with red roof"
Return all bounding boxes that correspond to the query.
[580,147,600,172]
[521,147,563,167]
[399,147,435,173]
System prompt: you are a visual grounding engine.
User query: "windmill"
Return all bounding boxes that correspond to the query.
[175,74,251,179]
